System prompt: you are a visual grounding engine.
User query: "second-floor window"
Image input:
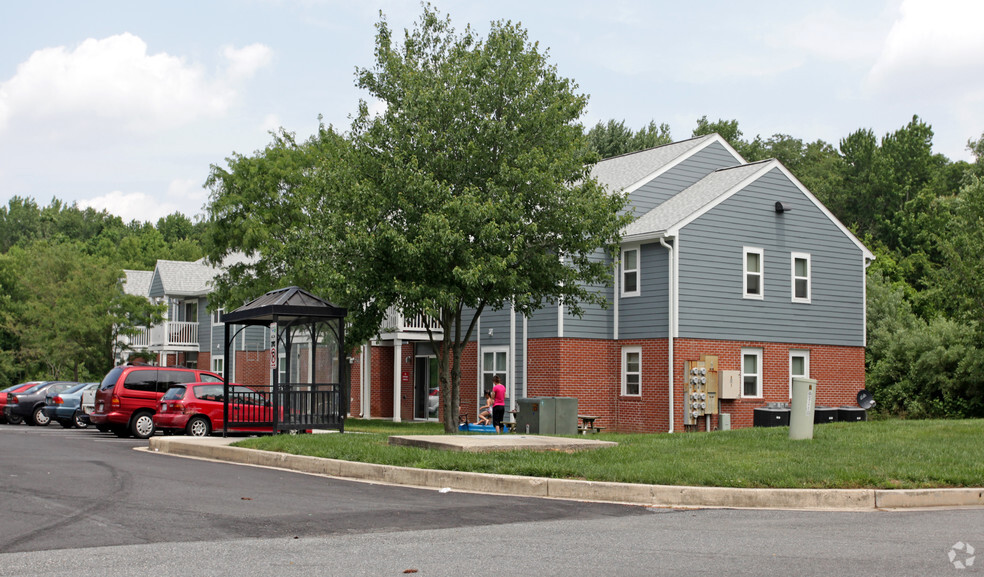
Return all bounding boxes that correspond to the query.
[622,247,639,297]
[791,253,811,303]
[743,247,764,299]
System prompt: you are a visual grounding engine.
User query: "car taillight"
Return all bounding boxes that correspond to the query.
[53,396,64,405]
[9,395,17,403]
[111,395,121,409]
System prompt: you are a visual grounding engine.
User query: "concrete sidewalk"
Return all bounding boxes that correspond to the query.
[146,435,984,511]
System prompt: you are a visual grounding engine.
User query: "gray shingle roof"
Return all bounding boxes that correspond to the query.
[151,259,218,297]
[122,270,153,297]
[590,134,718,193]
[623,160,774,239]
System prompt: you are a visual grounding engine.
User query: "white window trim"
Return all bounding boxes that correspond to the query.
[481,346,509,392]
[741,348,763,398]
[789,349,810,399]
[621,246,640,298]
[743,247,764,300]
[791,252,811,303]
[621,346,642,397]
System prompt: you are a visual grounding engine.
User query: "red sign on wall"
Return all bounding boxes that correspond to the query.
[401,370,411,383]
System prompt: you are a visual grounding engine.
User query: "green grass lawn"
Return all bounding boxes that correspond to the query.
[232,418,984,489]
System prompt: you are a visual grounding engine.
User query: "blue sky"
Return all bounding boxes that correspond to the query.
[1,0,982,222]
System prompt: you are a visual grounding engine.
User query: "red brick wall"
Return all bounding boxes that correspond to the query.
[234,349,271,388]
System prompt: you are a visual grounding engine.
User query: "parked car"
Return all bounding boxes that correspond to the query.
[79,382,97,426]
[0,382,41,425]
[154,383,273,437]
[89,365,223,439]
[6,381,78,426]
[42,382,99,429]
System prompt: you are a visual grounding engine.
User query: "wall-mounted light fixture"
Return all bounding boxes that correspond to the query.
[405,355,412,363]
[488,328,494,337]
[775,201,791,214]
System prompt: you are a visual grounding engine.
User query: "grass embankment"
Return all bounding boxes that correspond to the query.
[232,418,984,489]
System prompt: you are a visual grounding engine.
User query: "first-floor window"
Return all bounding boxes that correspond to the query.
[482,347,508,395]
[212,356,224,375]
[741,348,762,398]
[622,346,641,396]
[789,350,810,398]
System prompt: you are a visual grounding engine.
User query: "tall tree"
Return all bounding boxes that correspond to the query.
[205,6,630,432]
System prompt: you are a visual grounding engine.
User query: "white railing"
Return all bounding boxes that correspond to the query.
[123,327,152,348]
[149,321,199,348]
[380,307,442,336]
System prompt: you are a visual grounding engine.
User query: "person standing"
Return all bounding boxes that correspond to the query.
[491,376,506,433]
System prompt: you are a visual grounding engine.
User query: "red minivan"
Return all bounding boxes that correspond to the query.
[89,365,223,439]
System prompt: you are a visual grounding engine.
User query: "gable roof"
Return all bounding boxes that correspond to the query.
[122,270,153,297]
[623,158,875,260]
[590,133,744,195]
[150,259,218,298]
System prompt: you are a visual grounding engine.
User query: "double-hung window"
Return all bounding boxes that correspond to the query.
[791,253,811,303]
[622,247,640,297]
[741,348,762,398]
[743,247,764,299]
[789,350,810,398]
[622,346,641,396]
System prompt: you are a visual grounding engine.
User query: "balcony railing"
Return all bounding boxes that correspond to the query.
[379,307,442,339]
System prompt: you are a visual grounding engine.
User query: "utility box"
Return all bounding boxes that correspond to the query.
[753,406,790,427]
[720,370,740,399]
[838,406,867,422]
[814,406,838,424]
[789,377,817,440]
[515,397,578,435]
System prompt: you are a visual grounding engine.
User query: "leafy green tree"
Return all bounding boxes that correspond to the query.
[0,241,164,381]
[934,176,984,325]
[692,116,744,150]
[347,7,628,431]
[586,119,672,159]
[205,6,630,432]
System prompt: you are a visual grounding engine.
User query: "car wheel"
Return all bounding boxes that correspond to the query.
[96,424,110,433]
[73,411,88,429]
[130,412,155,439]
[7,413,23,425]
[59,419,75,429]
[112,426,131,438]
[32,406,51,426]
[185,415,211,437]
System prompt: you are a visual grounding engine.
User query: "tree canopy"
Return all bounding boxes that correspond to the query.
[205,5,630,431]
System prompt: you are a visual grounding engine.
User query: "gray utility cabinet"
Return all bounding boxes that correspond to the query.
[515,397,578,435]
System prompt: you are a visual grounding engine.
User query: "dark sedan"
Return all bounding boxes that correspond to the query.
[0,382,41,425]
[5,381,78,426]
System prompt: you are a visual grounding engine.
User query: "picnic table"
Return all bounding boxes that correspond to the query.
[578,414,604,434]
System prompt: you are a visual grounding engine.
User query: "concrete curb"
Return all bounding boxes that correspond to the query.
[146,437,984,511]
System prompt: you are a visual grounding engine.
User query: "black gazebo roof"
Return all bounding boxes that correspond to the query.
[221,286,347,326]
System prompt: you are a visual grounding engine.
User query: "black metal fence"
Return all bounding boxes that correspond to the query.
[225,382,343,433]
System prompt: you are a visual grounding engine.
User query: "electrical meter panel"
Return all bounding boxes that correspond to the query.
[683,356,719,426]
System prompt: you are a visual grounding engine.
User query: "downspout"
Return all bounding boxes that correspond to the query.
[659,236,675,434]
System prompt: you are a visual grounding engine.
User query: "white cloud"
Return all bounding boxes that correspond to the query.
[866,0,984,93]
[80,178,206,223]
[223,43,273,80]
[0,33,272,135]
[260,113,282,134]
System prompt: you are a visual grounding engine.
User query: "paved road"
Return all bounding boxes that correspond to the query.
[1,426,983,576]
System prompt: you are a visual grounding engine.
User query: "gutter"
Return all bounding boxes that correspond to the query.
[659,236,675,433]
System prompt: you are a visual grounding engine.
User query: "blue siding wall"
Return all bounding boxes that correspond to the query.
[678,168,866,346]
[625,142,742,218]
[619,242,669,339]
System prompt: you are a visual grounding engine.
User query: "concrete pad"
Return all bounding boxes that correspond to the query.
[388,434,617,452]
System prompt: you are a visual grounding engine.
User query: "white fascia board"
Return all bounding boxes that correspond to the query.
[621,230,668,245]
[618,134,745,197]
[771,162,876,262]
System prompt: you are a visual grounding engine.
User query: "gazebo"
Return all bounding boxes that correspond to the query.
[220,286,348,436]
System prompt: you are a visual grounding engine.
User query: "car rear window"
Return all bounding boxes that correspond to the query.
[192,385,224,401]
[161,386,186,401]
[101,368,125,390]
[198,372,223,383]
[157,369,200,393]
[47,383,76,395]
